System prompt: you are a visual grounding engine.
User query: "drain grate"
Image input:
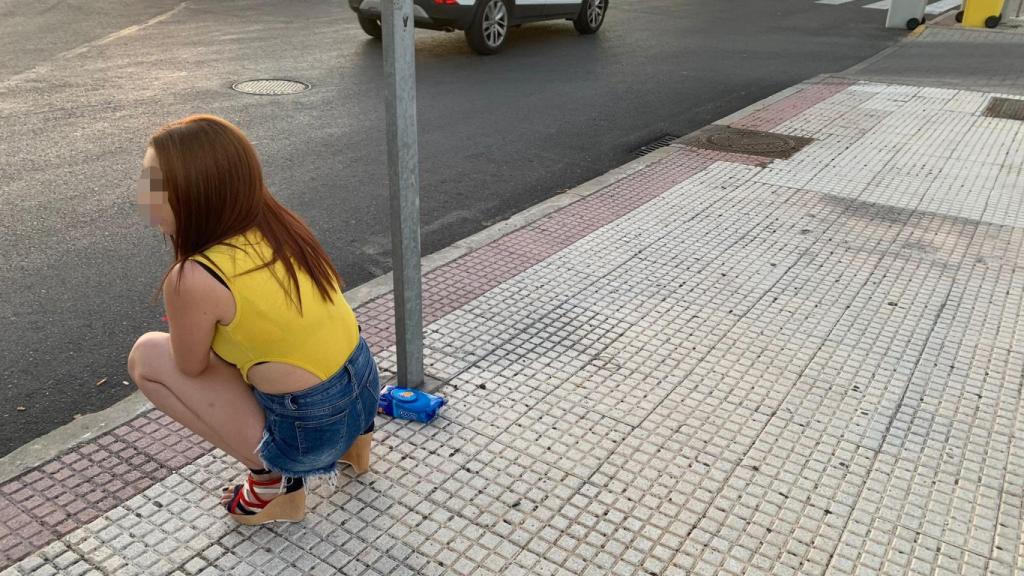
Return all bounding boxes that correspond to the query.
[985,97,1024,121]
[633,134,680,157]
[231,79,310,96]
[677,125,813,160]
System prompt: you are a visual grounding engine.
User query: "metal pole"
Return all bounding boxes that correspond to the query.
[381,0,424,388]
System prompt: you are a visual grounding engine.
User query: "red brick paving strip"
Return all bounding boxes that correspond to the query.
[731,78,854,132]
[0,411,212,567]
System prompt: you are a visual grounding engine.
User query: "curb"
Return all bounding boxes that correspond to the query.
[838,14,945,77]
[840,37,914,77]
[837,9,967,79]
[0,394,152,484]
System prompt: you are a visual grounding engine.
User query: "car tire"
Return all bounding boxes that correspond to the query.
[358,14,382,39]
[955,10,963,22]
[906,17,920,29]
[574,0,607,34]
[466,0,511,55]
[985,15,999,28]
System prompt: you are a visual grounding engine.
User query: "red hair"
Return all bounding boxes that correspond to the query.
[150,114,342,309]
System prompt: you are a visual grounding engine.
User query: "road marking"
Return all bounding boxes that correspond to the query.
[816,0,958,12]
[61,2,190,59]
[925,0,961,14]
[4,2,190,85]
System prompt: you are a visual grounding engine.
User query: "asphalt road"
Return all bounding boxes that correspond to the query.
[0,0,901,456]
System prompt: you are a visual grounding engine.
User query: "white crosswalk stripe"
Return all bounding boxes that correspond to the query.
[925,0,961,14]
[812,0,960,14]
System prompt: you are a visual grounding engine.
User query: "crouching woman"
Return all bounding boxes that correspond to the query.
[128,115,378,524]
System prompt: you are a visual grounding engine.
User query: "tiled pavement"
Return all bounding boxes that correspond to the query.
[3,76,1024,575]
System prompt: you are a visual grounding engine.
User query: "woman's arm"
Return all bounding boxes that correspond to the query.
[163,260,224,377]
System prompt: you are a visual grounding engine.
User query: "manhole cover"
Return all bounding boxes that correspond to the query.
[704,131,795,155]
[231,79,310,96]
[676,125,813,160]
[985,97,1024,121]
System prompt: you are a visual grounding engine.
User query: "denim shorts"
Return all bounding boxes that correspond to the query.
[253,338,380,478]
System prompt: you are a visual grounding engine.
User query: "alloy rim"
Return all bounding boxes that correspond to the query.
[483,0,508,47]
[587,0,604,28]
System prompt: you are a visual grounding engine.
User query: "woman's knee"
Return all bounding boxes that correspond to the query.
[127,331,169,385]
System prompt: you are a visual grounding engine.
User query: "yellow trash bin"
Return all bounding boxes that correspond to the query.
[960,0,1005,28]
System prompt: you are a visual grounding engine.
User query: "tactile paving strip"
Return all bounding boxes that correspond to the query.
[501,181,923,576]
[667,213,982,575]
[828,223,1024,575]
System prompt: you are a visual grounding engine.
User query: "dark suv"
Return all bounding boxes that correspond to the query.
[349,0,607,55]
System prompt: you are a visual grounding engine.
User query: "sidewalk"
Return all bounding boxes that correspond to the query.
[4,29,1024,576]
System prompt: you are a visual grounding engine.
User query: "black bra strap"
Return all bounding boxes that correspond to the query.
[194,260,229,290]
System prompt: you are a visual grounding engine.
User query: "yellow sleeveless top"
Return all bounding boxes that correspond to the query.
[189,230,359,384]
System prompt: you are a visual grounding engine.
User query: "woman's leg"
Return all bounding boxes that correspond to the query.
[127,331,265,470]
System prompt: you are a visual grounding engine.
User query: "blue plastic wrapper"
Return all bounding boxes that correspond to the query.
[377,386,446,423]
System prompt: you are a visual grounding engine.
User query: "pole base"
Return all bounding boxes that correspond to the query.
[381,372,447,395]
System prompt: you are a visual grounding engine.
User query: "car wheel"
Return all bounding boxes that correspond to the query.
[574,0,607,34]
[955,10,963,23]
[466,0,510,55]
[906,17,920,29]
[358,14,382,39]
[985,15,999,28]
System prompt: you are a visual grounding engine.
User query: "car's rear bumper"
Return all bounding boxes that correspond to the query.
[349,0,476,31]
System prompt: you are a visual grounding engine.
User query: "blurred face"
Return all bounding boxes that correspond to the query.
[137,147,175,234]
